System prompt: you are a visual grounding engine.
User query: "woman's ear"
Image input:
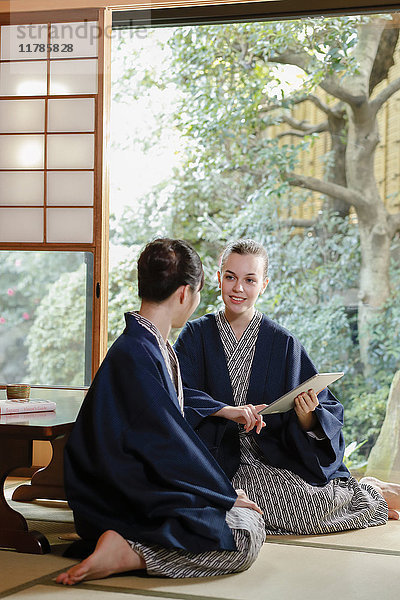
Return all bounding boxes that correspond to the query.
[260,278,269,295]
[217,270,222,289]
[179,284,191,304]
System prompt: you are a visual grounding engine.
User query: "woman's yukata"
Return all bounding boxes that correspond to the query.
[175,310,388,535]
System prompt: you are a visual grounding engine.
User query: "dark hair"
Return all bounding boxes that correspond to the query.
[138,238,204,302]
[220,239,269,279]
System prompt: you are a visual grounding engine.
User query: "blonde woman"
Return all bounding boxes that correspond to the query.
[175,239,400,535]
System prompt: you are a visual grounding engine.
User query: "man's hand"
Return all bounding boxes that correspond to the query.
[233,489,263,514]
[212,404,267,434]
[294,388,319,431]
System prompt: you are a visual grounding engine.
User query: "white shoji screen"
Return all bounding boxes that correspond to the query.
[0,21,98,244]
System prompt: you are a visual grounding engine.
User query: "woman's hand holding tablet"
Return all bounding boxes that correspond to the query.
[259,372,344,415]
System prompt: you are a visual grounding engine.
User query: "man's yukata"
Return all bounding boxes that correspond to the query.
[64,311,265,577]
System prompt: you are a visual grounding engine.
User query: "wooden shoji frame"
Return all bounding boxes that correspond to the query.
[0,8,111,380]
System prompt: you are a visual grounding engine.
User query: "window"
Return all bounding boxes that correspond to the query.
[0,250,93,386]
[0,9,111,385]
[110,5,400,480]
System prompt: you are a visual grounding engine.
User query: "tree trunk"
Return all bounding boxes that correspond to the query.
[366,370,400,483]
[357,219,391,373]
[345,103,392,374]
[324,110,349,218]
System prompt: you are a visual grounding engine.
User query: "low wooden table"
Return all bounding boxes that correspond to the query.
[0,390,84,554]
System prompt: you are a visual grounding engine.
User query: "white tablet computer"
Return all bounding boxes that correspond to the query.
[259,372,344,415]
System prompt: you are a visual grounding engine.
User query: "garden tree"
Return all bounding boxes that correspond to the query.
[0,252,82,383]
[109,17,400,461]
[24,249,141,385]
[162,15,400,375]
[26,266,88,386]
[111,16,400,375]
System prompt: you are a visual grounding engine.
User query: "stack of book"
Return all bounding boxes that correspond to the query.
[0,400,56,414]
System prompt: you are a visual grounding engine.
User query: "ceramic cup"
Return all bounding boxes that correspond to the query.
[6,383,30,401]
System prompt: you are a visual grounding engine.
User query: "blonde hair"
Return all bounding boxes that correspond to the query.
[220,239,269,279]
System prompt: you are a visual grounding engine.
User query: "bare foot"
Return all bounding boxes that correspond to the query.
[56,530,146,585]
[360,476,400,520]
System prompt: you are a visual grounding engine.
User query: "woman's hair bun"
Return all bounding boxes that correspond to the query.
[138,238,204,302]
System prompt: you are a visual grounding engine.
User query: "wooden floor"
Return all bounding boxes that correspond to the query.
[2,478,400,600]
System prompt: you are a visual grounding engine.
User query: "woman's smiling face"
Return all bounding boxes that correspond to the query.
[218,252,268,317]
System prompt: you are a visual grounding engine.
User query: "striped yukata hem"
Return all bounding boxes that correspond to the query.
[215,310,388,535]
[126,506,265,578]
[232,435,388,536]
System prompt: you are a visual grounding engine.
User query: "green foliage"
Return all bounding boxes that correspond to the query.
[343,440,368,471]
[108,249,141,345]
[108,16,400,461]
[257,213,360,366]
[26,266,88,386]
[340,379,390,461]
[0,252,83,383]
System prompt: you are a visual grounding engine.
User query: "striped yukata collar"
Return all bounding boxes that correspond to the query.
[130,311,184,416]
[215,309,262,408]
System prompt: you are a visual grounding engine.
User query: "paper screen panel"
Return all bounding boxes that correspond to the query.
[0,172,44,206]
[0,208,43,242]
[47,208,93,243]
[0,99,45,133]
[0,134,44,169]
[49,59,98,95]
[47,98,95,132]
[47,171,94,206]
[49,22,99,59]
[47,134,94,169]
[0,61,47,96]
[0,24,48,61]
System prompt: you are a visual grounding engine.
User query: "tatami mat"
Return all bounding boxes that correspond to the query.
[2,536,400,600]
[1,549,75,595]
[8,499,74,524]
[78,543,400,600]
[2,477,400,600]
[5,483,73,524]
[25,520,77,546]
[4,585,167,600]
[266,519,400,555]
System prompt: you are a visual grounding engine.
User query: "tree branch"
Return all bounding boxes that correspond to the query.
[277,124,328,139]
[270,52,359,105]
[286,172,366,208]
[318,78,365,106]
[369,24,399,94]
[307,94,333,115]
[258,93,308,115]
[280,114,328,134]
[371,76,400,114]
[346,20,387,102]
[277,130,316,139]
[308,95,345,120]
[269,50,312,73]
[234,165,265,178]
